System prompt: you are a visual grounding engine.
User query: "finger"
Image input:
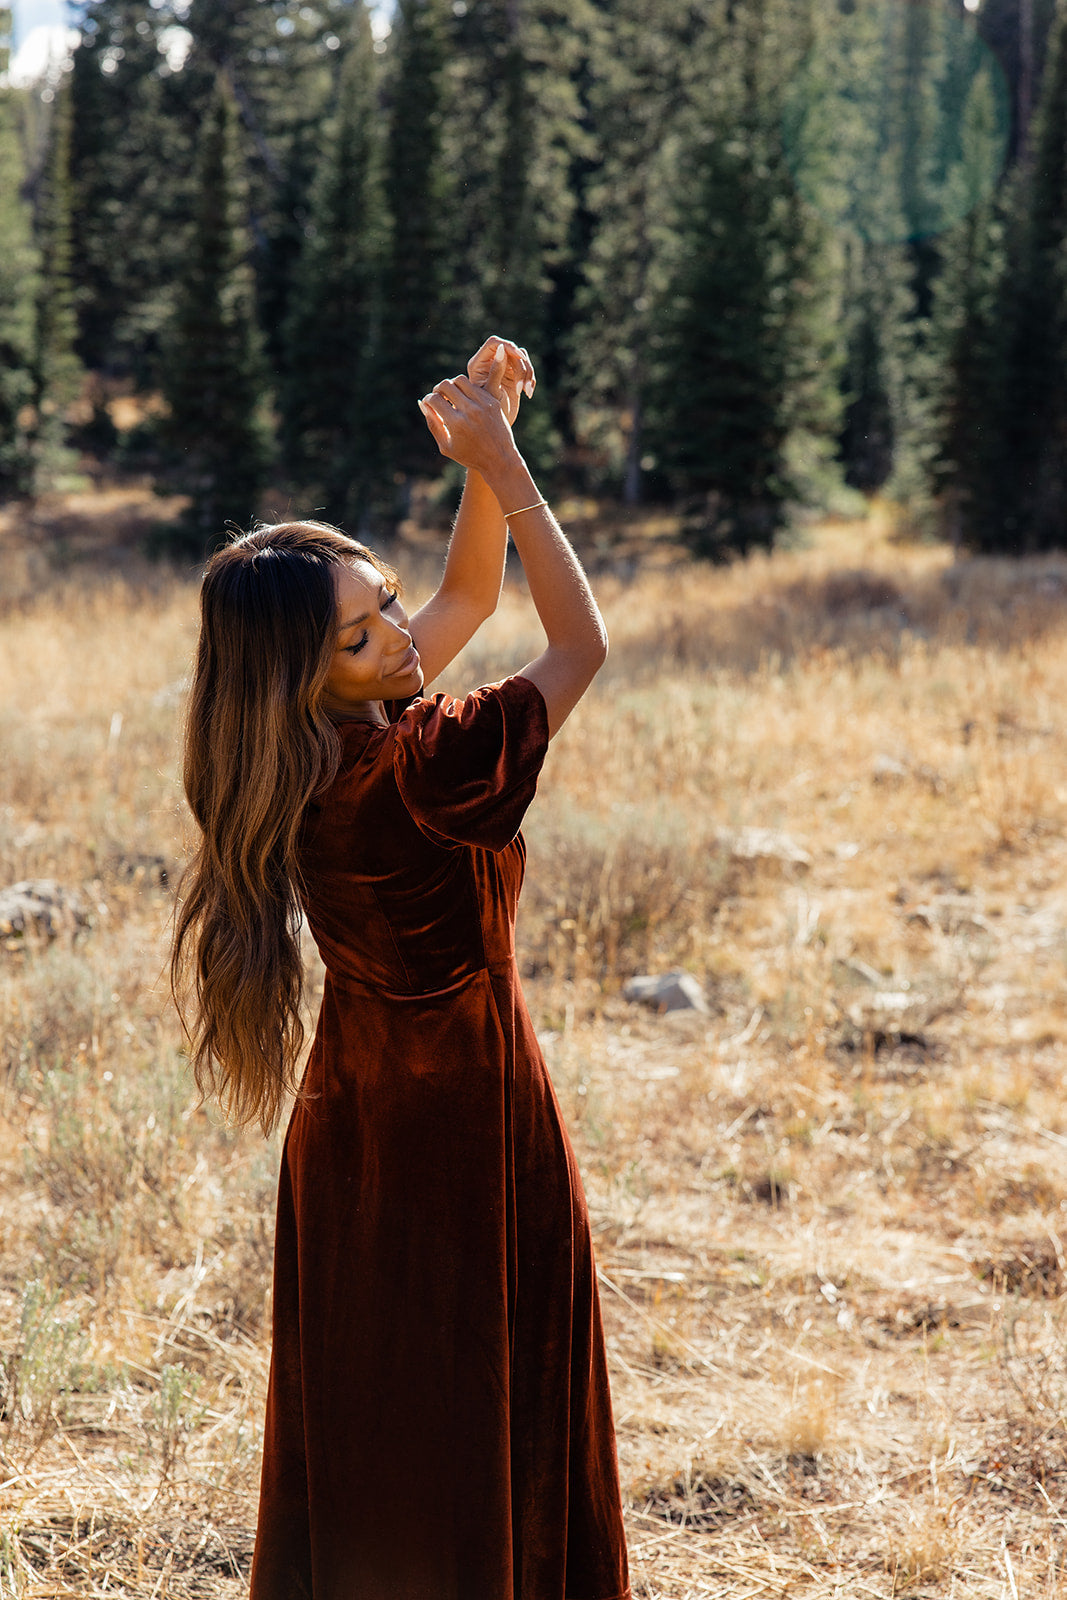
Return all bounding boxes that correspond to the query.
[484,335,520,357]
[497,338,528,376]
[431,377,469,408]
[470,335,521,370]
[467,335,508,380]
[418,397,452,451]
[511,345,535,398]
[437,374,485,405]
[487,342,507,398]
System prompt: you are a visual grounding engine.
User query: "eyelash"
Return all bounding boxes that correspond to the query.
[345,591,399,656]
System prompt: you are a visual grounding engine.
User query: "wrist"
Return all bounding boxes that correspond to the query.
[479,453,538,512]
[463,468,495,499]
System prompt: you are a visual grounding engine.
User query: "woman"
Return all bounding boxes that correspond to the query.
[173,338,630,1600]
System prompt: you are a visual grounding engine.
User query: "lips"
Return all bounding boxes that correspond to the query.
[390,645,420,677]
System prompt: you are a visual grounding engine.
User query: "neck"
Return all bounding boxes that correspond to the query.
[329,699,389,728]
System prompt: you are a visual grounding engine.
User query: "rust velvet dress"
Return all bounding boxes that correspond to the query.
[249,675,630,1600]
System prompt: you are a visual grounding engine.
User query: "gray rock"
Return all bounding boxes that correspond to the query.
[0,881,90,948]
[872,753,909,783]
[871,752,944,793]
[907,897,991,936]
[718,827,812,870]
[623,970,709,1015]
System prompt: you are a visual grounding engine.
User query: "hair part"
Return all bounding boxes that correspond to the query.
[171,521,400,1135]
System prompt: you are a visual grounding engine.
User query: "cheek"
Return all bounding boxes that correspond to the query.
[327,652,353,687]
[330,646,376,687]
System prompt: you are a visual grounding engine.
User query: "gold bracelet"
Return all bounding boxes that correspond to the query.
[504,498,548,519]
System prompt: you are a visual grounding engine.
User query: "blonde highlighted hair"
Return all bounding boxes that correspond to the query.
[171,521,399,1134]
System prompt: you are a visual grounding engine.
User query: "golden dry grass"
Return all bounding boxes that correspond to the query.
[0,494,1066,1595]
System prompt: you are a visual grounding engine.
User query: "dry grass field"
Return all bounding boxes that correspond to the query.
[0,490,1066,1596]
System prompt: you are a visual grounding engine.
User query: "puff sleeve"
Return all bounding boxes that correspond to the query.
[392,675,550,852]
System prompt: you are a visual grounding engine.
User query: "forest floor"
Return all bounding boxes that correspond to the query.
[0,486,1066,1596]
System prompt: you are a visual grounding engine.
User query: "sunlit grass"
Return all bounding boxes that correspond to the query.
[0,503,1065,1593]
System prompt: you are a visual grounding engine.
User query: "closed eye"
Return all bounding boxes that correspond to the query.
[344,591,398,655]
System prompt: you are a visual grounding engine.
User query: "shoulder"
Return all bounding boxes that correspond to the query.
[391,675,550,852]
[394,674,548,746]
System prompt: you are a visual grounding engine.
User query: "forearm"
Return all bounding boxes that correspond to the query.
[434,469,508,620]
[483,458,607,663]
[418,375,605,733]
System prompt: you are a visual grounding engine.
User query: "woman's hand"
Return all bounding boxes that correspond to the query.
[409,352,533,685]
[418,375,525,485]
[465,336,535,427]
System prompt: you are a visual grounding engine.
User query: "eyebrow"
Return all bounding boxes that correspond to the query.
[338,609,370,632]
[338,582,387,633]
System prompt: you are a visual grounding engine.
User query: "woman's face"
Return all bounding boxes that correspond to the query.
[322,559,423,720]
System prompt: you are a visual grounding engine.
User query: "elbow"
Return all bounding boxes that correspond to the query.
[479,583,506,626]
[577,623,608,679]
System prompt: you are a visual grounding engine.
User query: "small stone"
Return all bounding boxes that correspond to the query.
[0,881,90,948]
[872,753,909,783]
[718,827,811,870]
[110,852,170,888]
[623,970,709,1015]
[904,894,990,936]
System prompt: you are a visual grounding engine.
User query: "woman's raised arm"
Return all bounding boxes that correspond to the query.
[419,375,607,738]
[408,338,534,686]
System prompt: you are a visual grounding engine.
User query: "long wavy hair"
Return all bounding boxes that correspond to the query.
[171,521,400,1135]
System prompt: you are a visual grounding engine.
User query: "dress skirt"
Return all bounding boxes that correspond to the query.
[249,676,630,1600]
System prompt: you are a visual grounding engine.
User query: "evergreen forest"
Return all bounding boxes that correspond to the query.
[2,0,1066,557]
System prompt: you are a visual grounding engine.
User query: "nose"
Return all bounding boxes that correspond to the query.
[385,611,410,645]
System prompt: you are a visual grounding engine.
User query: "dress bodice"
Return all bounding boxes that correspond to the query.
[297,677,549,996]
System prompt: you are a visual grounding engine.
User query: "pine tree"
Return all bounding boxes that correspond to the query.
[837,239,922,495]
[894,0,951,318]
[976,0,1056,163]
[375,0,454,494]
[281,12,385,526]
[445,0,592,464]
[66,3,371,421]
[69,0,190,380]
[929,66,1007,546]
[0,81,38,496]
[572,0,696,501]
[162,74,272,552]
[783,0,1010,506]
[31,83,84,493]
[990,0,1067,550]
[482,21,542,341]
[645,0,842,555]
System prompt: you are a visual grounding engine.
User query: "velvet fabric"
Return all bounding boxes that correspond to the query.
[249,675,630,1600]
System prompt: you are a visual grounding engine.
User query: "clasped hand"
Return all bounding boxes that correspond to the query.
[418,336,535,474]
